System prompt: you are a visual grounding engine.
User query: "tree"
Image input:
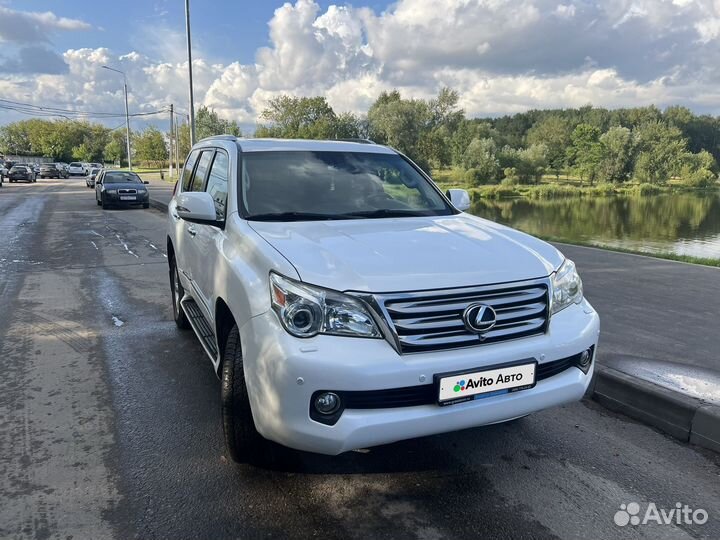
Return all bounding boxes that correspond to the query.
[450,120,497,166]
[527,115,573,178]
[429,88,464,133]
[598,126,634,183]
[258,96,337,139]
[134,126,167,165]
[678,150,717,187]
[177,123,191,163]
[368,90,432,170]
[633,121,687,184]
[498,144,547,184]
[460,138,500,184]
[567,124,603,184]
[104,129,127,165]
[196,106,241,140]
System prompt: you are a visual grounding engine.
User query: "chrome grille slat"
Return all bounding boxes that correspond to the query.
[377,279,550,353]
[385,288,546,316]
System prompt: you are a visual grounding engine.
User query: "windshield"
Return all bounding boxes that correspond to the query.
[103,172,142,184]
[241,151,453,221]
[70,162,82,167]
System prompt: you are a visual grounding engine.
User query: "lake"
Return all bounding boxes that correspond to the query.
[469,192,720,260]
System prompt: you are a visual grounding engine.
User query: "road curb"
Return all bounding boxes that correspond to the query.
[149,198,168,213]
[593,365,720,454]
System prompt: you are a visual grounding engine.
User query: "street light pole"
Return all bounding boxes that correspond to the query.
[102,65,133,170]
[185,0,196,146]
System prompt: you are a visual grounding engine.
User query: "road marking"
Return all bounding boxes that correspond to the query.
[91,241,98,250]
[115,233,139,258]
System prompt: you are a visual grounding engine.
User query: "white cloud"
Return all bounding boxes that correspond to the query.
[3,0,720,129]
[0,7,91,42]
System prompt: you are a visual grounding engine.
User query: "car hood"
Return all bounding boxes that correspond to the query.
[103,182,145,189]
[249,214,564,292]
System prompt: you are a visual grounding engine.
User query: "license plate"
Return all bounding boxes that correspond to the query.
[120,195,136,200]
[436,360,537,405]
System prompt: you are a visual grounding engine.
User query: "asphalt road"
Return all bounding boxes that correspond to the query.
[1,177,719,540]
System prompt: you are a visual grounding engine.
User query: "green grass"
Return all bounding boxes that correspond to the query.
[537,236,720,268]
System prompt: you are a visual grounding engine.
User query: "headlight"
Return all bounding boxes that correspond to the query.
[550,259,583,314]
[270,272,381,339]
[106,189,117,194]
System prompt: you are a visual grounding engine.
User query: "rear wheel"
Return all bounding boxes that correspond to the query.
[221,325,271,465]
[169,256,190,329]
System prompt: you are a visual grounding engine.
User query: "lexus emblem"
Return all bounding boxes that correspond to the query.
[463,303,497,334]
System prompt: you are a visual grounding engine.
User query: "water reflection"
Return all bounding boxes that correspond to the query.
[470,193,720,259]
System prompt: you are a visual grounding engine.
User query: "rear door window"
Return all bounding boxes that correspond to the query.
[190,150,215,192]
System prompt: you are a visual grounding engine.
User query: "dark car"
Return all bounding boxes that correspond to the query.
[8,165,36,183]
[39,163,62,179]
[95,171,150,209]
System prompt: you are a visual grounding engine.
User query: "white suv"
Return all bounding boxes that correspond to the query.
[167,137,600,464]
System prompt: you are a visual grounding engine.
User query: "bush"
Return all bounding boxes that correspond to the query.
[588,182,617,196]
[526,184,582,199]
[679,167,717,188]
[472,185,519,199]
[464,167,497,185]
[630,183,662,196]
[431,167,468,186]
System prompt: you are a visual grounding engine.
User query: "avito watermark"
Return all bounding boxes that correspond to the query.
[614,502,708,527]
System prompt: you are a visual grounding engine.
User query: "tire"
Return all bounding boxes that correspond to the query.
[101,195,108,209]
[221,325,271,465]
[169,256,190,330]
[143,203,150,209]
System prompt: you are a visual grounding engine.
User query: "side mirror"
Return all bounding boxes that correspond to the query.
[143,181,149,184]
[176,191,218,224]
[446,189,471,211]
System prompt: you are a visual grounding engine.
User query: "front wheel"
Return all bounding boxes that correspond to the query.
[169,256,190,330]
[101,195,108,209]
[221,325,270,465]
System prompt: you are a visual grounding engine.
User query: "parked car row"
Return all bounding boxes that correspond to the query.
[0,160,109,187]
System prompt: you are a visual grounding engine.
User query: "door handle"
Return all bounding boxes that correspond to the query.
[187,225,197,237]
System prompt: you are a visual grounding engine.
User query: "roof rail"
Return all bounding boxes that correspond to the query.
[334,138,376,144]
[198,134,238,142]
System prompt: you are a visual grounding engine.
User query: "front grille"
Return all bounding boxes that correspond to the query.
[377,279,549,354]
[118,188,137,194]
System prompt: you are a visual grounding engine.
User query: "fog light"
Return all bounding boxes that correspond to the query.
[314,392,341,415]
[577,348,593,373]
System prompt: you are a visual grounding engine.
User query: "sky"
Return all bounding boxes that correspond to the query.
[2,0,720,133]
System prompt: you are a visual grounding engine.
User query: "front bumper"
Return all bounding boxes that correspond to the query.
[240,299,600,455]
[104,192,149,205]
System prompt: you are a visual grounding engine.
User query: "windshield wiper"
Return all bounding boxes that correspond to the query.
[340,209,434,219]
[247,211,355,222]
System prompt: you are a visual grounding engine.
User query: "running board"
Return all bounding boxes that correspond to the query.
[181,297,218,361]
